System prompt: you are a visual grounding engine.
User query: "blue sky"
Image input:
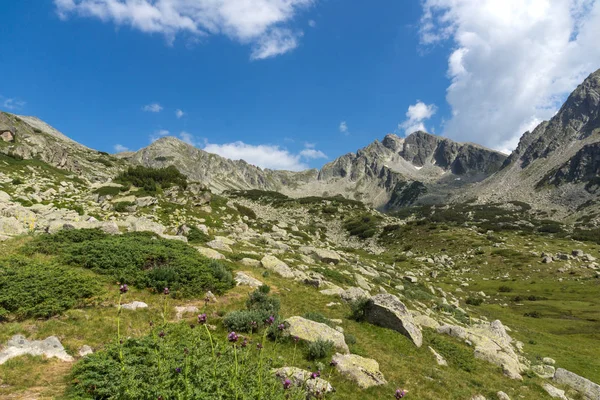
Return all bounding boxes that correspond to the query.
[2,1,600,171]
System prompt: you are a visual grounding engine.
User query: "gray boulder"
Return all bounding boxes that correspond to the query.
[542,383,569,399]
[121,301,148,311]
[285,316,349,353]
[554,368,600,400]
[235,272,263,288]
[261,255,295,279]
[0,335,73,365]
[272,367,333,396]
[364,293,422,347]
[331,353,387,388]
[340,286,369,302]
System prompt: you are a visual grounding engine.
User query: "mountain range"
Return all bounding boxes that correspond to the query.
[1,68,599,219]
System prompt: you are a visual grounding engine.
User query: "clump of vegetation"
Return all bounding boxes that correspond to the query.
[235,203,257,219]
[68,322,306,400]
[343,213,382,239]
[114,201,135,212]
[465,297,483,306]
[348,297,370,321]
[426,332,477,372]
[498,285,513,293]
[224,286,281,333]
[306,339,334,361]
[11,177,24,185]
[186,225,211,244]
[115,165,187,194]
[94,185,128,197]
[0,256,99,321]
[303,312,334,327]
[24,229,233,297]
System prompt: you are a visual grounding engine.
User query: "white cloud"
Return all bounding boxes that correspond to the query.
[143,103,163,112]
[1,96,26,111]
[178,131,196,145]
[113,144,130,152]
[339,121,348,135]
[399,101,437,135]
[150,129,170,142]
[308,19,316,27]
[420,0,600,151]
[203,142,326,171]
[175,109,185,118]
[54,0,315,60]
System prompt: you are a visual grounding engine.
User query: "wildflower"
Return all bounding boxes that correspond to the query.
[265,315,275,325]
[257,343,263,350]
[198,313,207,324]
[330,360,338,367]
[250,321,258,329]
[277,323,286,331]
[175,367,182,373]
[149,321,154,327]
[158,331,165,338]
[228,331,239,343]
[395,389,407,399]
[163,287,170,295]
[119,284,128,294]
[241,338,248,348]
[283,378,292,390]
[310,371,320,379]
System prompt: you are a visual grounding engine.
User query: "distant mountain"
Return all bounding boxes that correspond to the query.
[467,68,600,218]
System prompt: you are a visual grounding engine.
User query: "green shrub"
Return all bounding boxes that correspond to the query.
[11,177,24,185]
[94,186,127,197]
[186,225,210,244]
[223,288,280,333]
[349,297,369,321]
[114,201,135,212]
[306,339,334,361]
[465,297,483,306]
[0,257,100,320]
[344,333,357,345]
[235,203,257,219]
[67,323,305,400]
[426,332,477,372]
[24,229,233,297]
[498,285,513,293]
[343,214,382,239]
[115,165,187,193]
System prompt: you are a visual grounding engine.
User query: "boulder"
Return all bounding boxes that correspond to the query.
[364,294,423,347]
[78,345,93,357]
[554,368,600,400]
[121,301,148,311]
[496,392,511,400]
[0,129,15,142]
[272,367,333,396]
[135,196,157,207]
[207,239,232,252]
[285,316,349,353]
[532,364,555,379]
[128,217,165,235]
[542,383,569,399]
[0,335,73,365]
[414,314,440,329]
[175,305,199,320]
[239,258,261,268]
[543,357,556,365]
[196,247,225,260]
[313,248,341,265]
[261,255,295,279]
[235,272,263,288]
[340,286,369,302]
[572,249,585,257]
[0,216,26,236]
[542,256,554,264]
[0,190,11,203]
[320,287,345,297]
[331,353,387,389]
[429,346,448,366]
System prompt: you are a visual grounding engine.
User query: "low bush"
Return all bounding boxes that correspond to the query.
[114,201,135,212]
[303,312,333,327]
[223,287,280,333]
[186,225,210,244]
[0,257,100,320]
[343,214,382,239]
[115,165,187,194]
[498,285,513,293]
[67,323,306,400]
[234,203,257,219]
[24,229,234,297]
[348,297,369,322]
[94,186,127,197]
[306,339,334,361]
[465,297,483,306]
[426,332,477,372]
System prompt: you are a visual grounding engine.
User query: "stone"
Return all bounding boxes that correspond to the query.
[404,275,418,283]
[354,273,371,291]
[128,217,165,235]
[175,305,199,320]
[496,392,511,400]
[320,287,345,297]
[78,345,93,357]
[235,272,263,288]
[261,255,295,279]
[0,129,15,142]
[285,316,349,353]
[542,383,568,399]
[207,239,232,252]
[414,314,440,329]
[196,247,225,260]
[471,396,487,400]
[313,248,341,265]
[543,357,556,365]
[532,364,556,379]
[0,216,26,236]
[0,335,73,365]
[572,249,585,257]
[205,291,217,303]
[331,353,387,389]
[364,294,422,347]
[272,367,333,396]
[0,190,11,202]
[111,195,137,204]
[239,258,261,268]
[340,286,369,302]
[121,301,148,311]
[554,368,600,400]
[135,196,157,207]
[542,256,554,264]
[429,346,448,366]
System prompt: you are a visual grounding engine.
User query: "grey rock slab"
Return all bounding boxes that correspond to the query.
[542,383,569,399]
[331,353,387,389]
[121,301,148,311]
[0,335,73,364]
[272,367,333,396]
[285,316,349,354]
[235,271,263,288]
[261,255,295,279]
[554,368,600,400]
[364,293,422,347]
[78,345,93,357]
[196,247,225,260]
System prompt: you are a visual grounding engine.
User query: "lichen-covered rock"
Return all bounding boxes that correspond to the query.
[554,368,600,400]
[121,301,148,311]
[207,239,232,252]
[364,293,422,347]
[542,383,569,399]
[261,255,295,278]
[331,353,387,389]
[272,367,333,396]
[0,335,73,365]
[78,345,93,357]
[235,272,263,288]
[0,216,26,236]
[429,346,448,366]
[239,258,261,268]
[532,364,556,379]
[0,190,11,203]
[196,247,225,260]
[496,391,511,400]
[313,248,341,264]
[340,286,369,302]
[285,316,349,353]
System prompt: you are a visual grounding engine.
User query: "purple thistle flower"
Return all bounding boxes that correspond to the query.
[310,371,320,379]
[256,343,263,350]
[293,335,299,343]
[241,338,248,348]
[198,313,207,324]
[119,284,128,294]
[277,323,285,331]
[163,287,170,295]
[265,315,275,326]
[175,367,182,373]
[283,378,292,390]
[395,389,407,399]
[250,321,258,329]
[228,331,239,343]
[158,331,165,338]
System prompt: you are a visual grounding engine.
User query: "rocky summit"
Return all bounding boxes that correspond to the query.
[0,71,599,400]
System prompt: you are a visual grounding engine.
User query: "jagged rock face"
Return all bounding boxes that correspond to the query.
[542,142,600,193]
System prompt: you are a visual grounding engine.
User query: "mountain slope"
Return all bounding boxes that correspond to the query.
[467,68,600,218]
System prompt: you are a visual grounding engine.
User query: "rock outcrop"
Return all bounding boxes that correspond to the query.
[554,368,600,400]
[285,316,349,354]
[331,353,387,389]
[364,293,423,347]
